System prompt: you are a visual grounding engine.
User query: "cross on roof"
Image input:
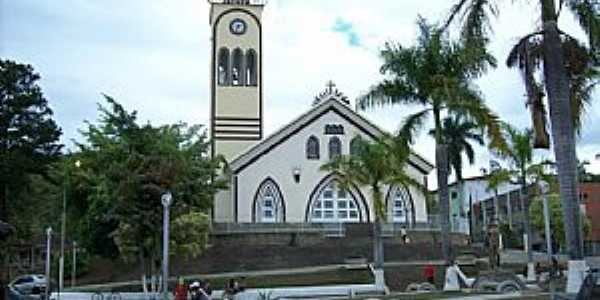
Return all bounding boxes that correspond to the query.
[326,80,336,93]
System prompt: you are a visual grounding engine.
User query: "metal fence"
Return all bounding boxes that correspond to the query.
[213,218,467,237]
[212,222,345,236]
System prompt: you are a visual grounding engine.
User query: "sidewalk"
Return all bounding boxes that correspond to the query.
[446,293,548,300]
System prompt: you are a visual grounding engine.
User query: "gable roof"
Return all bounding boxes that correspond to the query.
[228,98,434,174]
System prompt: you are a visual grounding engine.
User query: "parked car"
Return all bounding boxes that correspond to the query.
[8,274,47,299]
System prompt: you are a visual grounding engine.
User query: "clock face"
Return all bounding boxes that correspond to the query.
[229,19,247,35]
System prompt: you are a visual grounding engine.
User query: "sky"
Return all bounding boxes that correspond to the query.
[1,0,599,187]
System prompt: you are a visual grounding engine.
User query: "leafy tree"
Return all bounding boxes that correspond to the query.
[529,194,591,252]
[0,59,62,224]
[357,18,504,264]
[321,135,425,270]
[72,95,226,274]
[445,0,599,261]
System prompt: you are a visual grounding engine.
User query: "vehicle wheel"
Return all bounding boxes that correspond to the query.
[497,280,520,294]
[109,292,121,300]
[474,279,496,292]
[405,283,420,292]
[92,292,104,300]
[418,282,435,292]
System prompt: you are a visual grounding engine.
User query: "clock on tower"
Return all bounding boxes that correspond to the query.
[208,0,265,162]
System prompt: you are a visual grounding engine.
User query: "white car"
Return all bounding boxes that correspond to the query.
[9,274,47,298]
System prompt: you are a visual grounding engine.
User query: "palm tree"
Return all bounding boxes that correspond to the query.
[357,18,504,264]
[321,135,425,273]
[430,115,484,231]
[445,0,599,264]
[497,124,536,270]
[486,166,513,224]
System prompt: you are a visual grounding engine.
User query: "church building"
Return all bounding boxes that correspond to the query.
[208,0,434,224]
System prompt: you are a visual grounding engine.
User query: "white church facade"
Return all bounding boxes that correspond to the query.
[208,0,434,224]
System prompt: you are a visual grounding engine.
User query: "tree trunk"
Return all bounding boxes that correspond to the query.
[372,220,384,269]
[436,144,451,264]
[520,181,533,263]
[372,186,385,269]
[541,0,584,260]
[493,190,499,222]
[0,182,7,223]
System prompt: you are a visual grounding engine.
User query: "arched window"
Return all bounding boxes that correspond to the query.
[217,48,230,86]
[306,136,320,160]
[245,49,257,86]
[349,137,362,156]
[254,179,284,223]
[387,186,414,224]
[232,48,244,86]
[309,180,360,223]
[328,137,342,160]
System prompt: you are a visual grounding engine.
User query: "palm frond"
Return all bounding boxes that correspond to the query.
[505,33,550,149]
[444,92,507,153]
[398,109,431,144]
[444,0,499,46]
[356,79,422,111]
[566,0,600,62]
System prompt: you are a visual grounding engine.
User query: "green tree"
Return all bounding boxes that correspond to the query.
[445,0,599,261]
[357,18,504,264]
[0,59,62,298]
[529,194,591,252]
[321,135,425,271]
[496,124,536,265]
[0,59,63,224]
[486,167,513,222]
[430,115,484,224]
[73,95,227,274]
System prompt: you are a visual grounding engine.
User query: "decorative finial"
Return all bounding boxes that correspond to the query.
[326,80,336,93]
[313,80,350,106]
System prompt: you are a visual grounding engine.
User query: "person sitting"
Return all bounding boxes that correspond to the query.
[222,279,239,300]
[199,281,212,300]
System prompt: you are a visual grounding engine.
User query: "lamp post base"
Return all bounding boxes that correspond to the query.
[566,260,587,294]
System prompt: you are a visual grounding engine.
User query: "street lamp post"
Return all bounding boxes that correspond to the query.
[539,180,556,298]
[59,160,80,297]
[161,191,173,300]
[45,227,52,300]
[71,241,77,287]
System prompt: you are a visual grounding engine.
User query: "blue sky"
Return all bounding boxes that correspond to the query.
[1,0,598,184]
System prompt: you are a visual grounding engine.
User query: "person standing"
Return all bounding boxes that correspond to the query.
[174,277,187,300]
[424,263,435,284]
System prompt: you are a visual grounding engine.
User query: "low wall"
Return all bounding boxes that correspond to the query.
[171,224,472,275]
[79,224,474,285]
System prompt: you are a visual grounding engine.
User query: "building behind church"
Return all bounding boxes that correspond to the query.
[207,0,434,226]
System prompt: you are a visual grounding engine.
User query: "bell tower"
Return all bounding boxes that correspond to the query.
[209,0,265,161]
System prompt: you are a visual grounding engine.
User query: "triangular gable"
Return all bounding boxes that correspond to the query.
[229,98,434,174]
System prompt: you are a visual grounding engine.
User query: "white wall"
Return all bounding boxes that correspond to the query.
[229,109,429,223]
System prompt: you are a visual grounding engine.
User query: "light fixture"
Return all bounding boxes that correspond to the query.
[292,167,301,183]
